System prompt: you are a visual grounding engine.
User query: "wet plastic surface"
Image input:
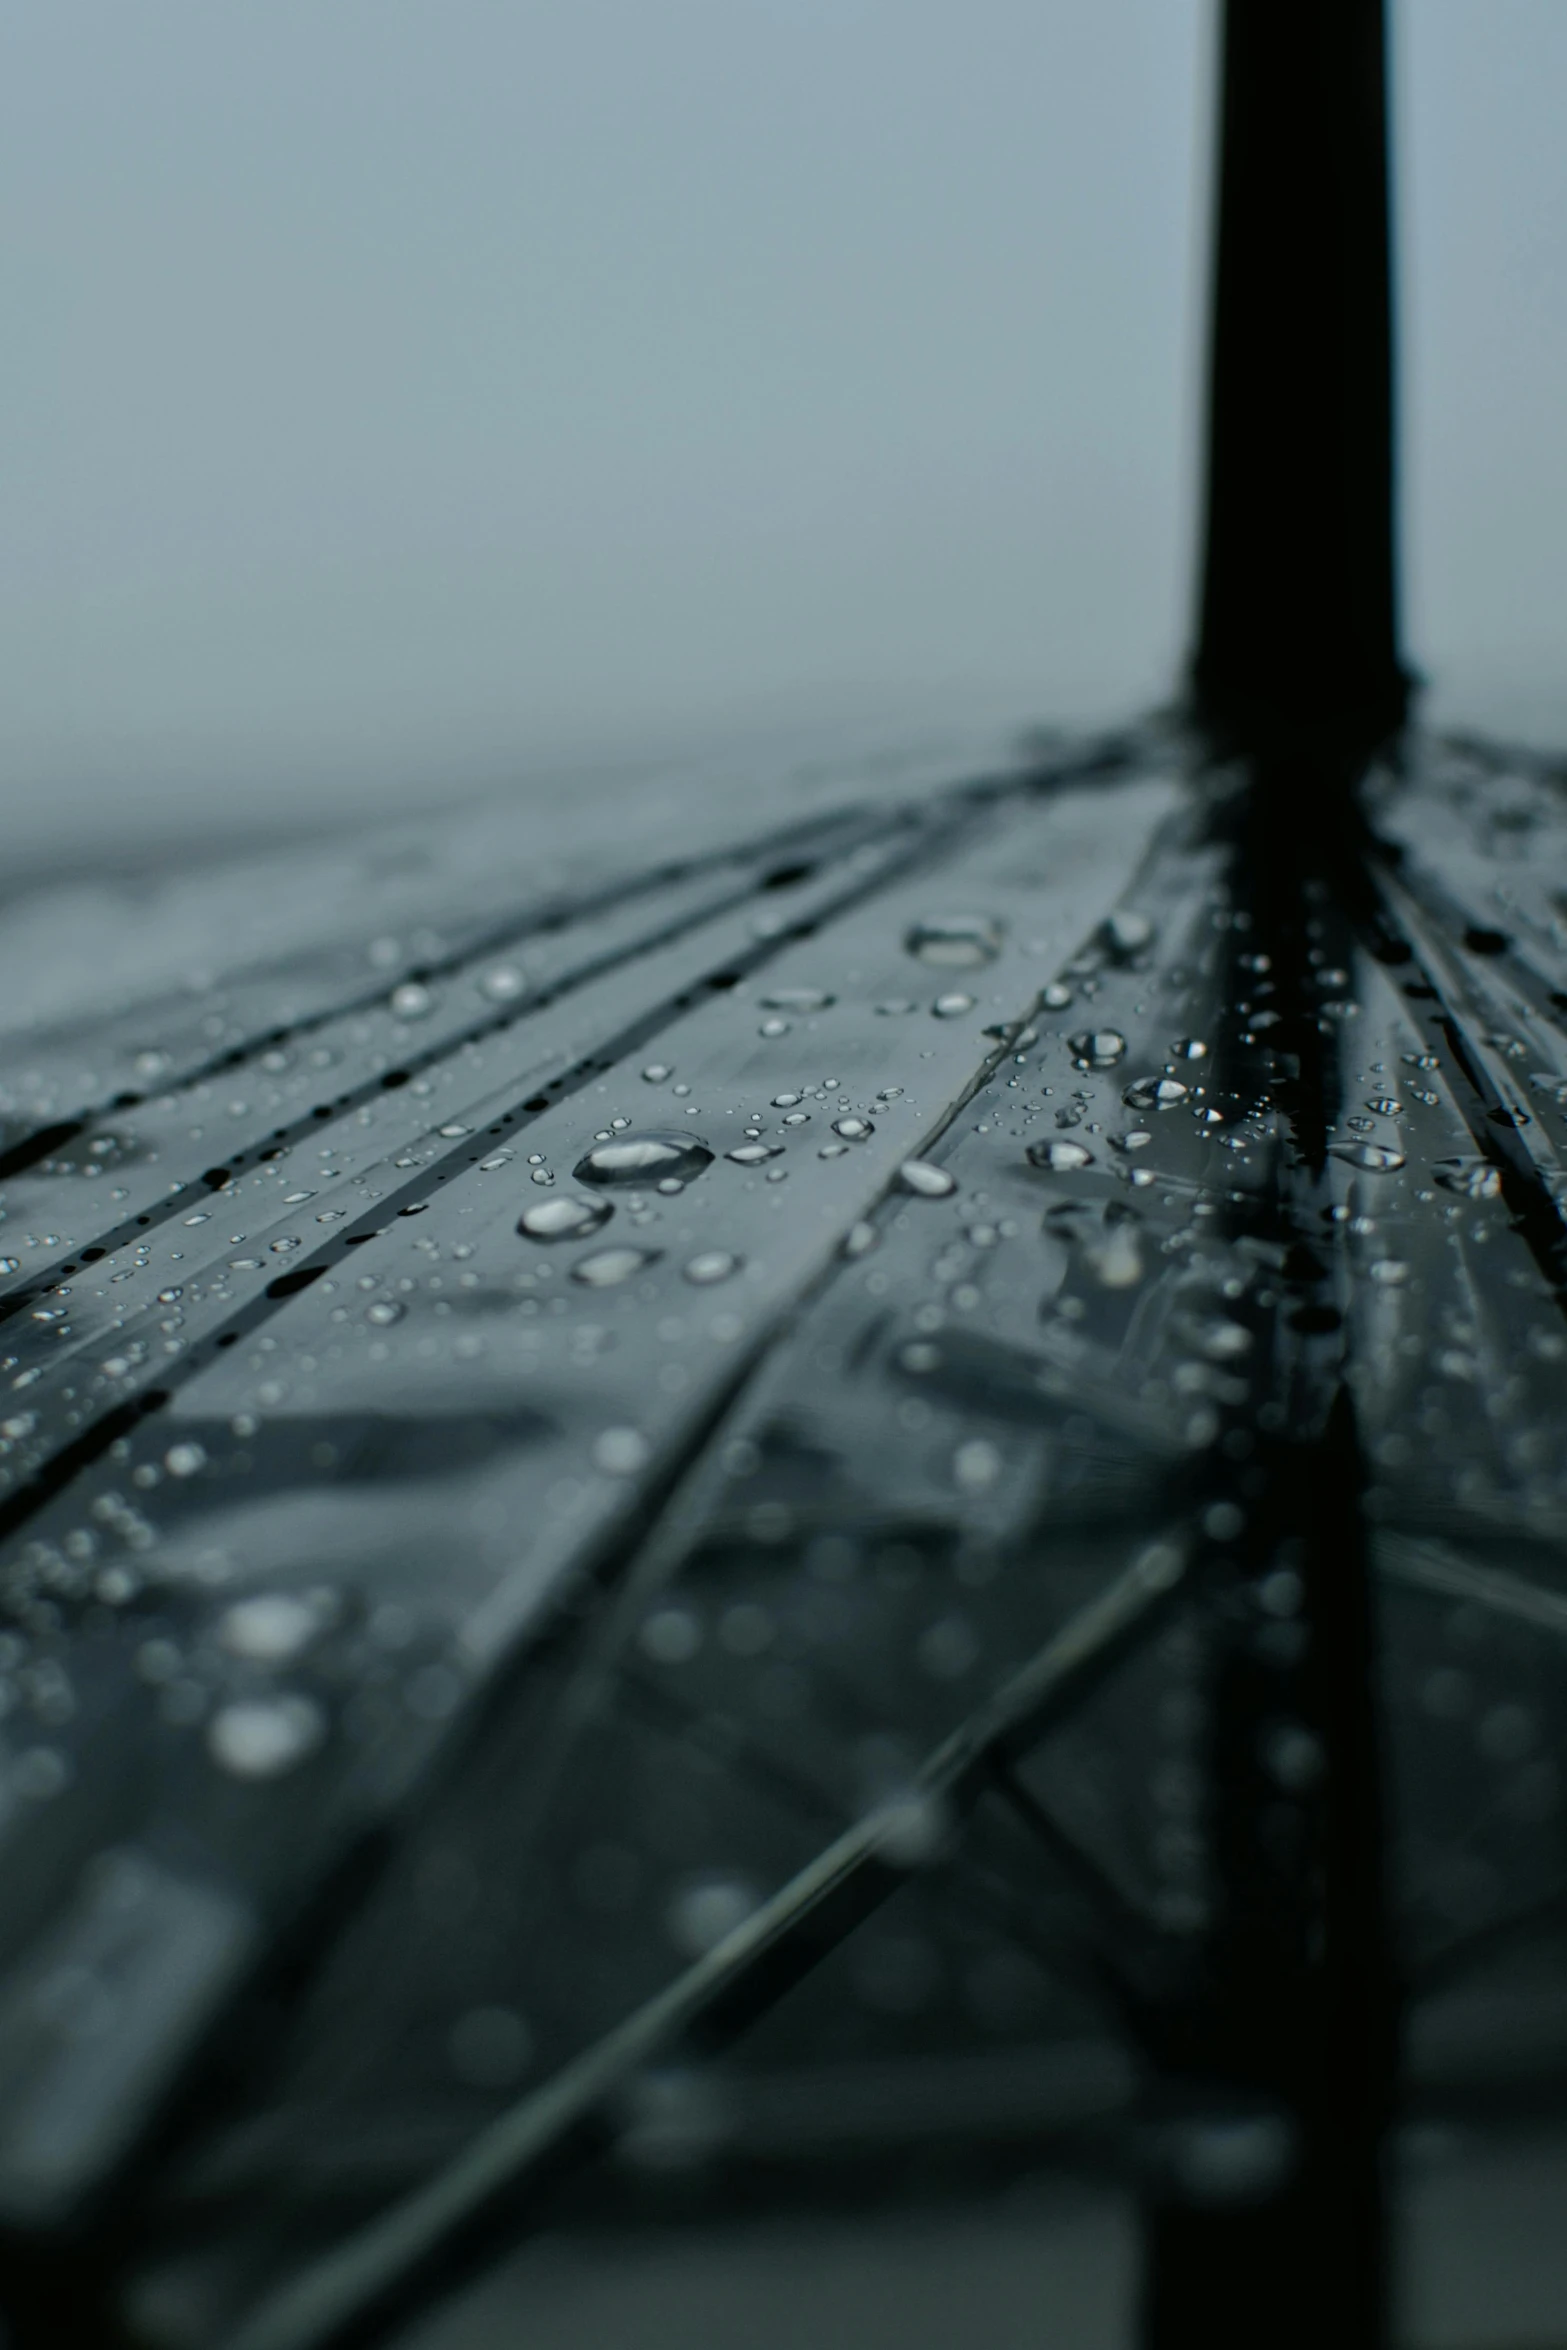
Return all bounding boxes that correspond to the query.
[1,724,1566,2346]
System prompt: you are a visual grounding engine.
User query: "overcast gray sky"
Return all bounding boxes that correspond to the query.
[1,3,1562,867]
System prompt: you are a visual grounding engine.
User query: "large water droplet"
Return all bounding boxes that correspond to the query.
[759,986,834,1012]
[1027,1138,1095,1172]
[684,1251,741,1284]
[904,913,1004,969]
[219,1593,324,1663]
[1123,1076,1190,1111]
[832,1116,874,1141]
[1099,909,1155,961]
[1330,1142,1407,1174]
[1175,1038,1209,1061]
[1068,1030,1127,1069]
[574,1133,713,1186]
[897,1160,957,1198]
[518,1194,614,1240]
[726,1141,783,1166]
[932,993,976,1019]
[207,1694,326,1780]
[366,1298,406,1325]
[572,1246,659,1288]
[1432,1157,1501,1198]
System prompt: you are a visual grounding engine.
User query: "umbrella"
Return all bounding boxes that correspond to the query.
[1,5,1562,2346]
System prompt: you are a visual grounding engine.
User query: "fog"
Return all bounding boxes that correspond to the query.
[1,2,1562,874]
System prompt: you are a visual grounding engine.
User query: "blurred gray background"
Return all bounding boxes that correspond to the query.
[2,1,1562,876]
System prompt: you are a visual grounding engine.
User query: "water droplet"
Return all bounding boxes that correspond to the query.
[1330,1142,1407,1174]
[449,2004,533,2088]
[843,1220,879,1257]
[641,1606,701,1664]
[594,1426,651,1475]
[1100,909,1155,960]
[684,1251,740,1285]
[480,964,525,1001]
[1123,1076,1190,1111]
[572,1246,659,1288]
[1369,1258,1410,1285]
[1027,1138,1094,1172]
[641,1063,673,1084]
[1068,1029,1127,1068]
[207,1694,326,1780]
[932,993,976,1019]
[897,1160,956,1198]
[1432,1157,1501,1199]
[1402,1052,1440,1071]
[0,1258,18,1276]
[758,987,834,1012]
[518,1194,613,1240]
[771,1093,801,1108]
[832,1116,875,1141]
[758,1017,791,1038]
[1175,1038,1209,1061]
[953,1439,1002,1490]
[666,1873,759,1957]
[726,1141,783,1166]
[1042,980,1073,1009]
[1194,1318,1252,1361]
[219,1593,323,1663]
[1111,1130,1153,1154]
[904,913,1004,969]
[1366,1099,1402,1117]
[164,1441,207,1478]
[389,982,434,1021]
[366,1298,406,1325]
[574,1133,713,1186]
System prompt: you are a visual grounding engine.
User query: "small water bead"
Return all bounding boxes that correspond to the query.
[1369,1259,1410,1285]
[164,1442,207,1478]
[758,1018,791,1039]
[818,1143,848,1159]
[1123,1076,1190,1111]
[772,1093,801,1108]
[480,964,526,1001]
[904,913,1004,969]
[574,1134,713,1186]
[1042,981,1073,1010]
[1027,1138,1095,1173]
[365,1298,406,1325]
[1174,1038,1209,1061]
[1433,1158,1502,1199]
[389,982,434,1021]
[781,1113,810,1127]
[207,1693,326,1780]
[758,987,834,1012]
[843,1221,879,1257]
[518,1195,613,1241]
[684,1251,740,1285]
[897,1160,957,1198]
[1329,1141,1407,1174]
[572,1247,659,1288]
[642,1064,673,1084]
[594,1426,652,1476]
[1365,1099,1403,1117]
[1111,1130,1153,1154]
[727,1142,783,1166]
[0,1258,18,1276]
[832,1116,875,1141]
[1403,1053,1440,1071]
[1067,1030,1127,1069]
[932,992,976,1019]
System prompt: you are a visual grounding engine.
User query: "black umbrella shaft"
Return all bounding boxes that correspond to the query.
[1193,0,1409,754]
